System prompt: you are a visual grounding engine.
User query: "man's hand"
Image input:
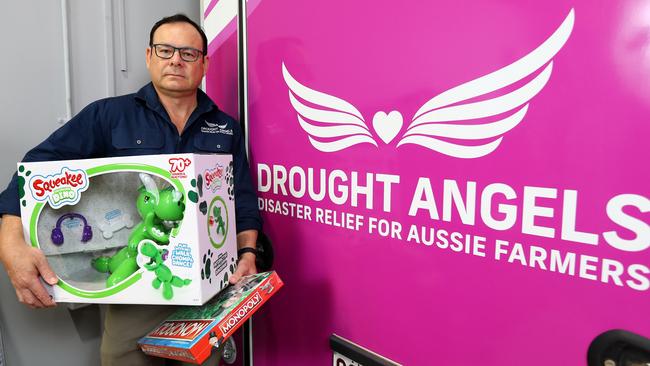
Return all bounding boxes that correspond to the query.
[0,215,58,308]
[229,230,258,284]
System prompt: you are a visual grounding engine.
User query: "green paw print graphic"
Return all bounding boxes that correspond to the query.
[189,174,208,215]
[201,250,214,283]
[17,165,31,207]
[225,161,234,201]
[219,256,237,289]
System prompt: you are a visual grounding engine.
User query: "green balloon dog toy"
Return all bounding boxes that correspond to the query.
[138,239,191,300]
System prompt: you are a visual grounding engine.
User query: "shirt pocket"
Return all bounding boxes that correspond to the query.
[111,125,165,156]
[193,133,233,154]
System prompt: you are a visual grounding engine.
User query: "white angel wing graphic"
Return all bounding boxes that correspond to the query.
[396,9,575,158]
[282,63,377,152]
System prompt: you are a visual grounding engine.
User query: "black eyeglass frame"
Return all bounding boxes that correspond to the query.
[150,43,204,62]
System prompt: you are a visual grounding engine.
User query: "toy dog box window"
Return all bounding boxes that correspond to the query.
[18,153,237,305]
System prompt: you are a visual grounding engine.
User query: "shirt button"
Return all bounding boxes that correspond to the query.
[136,139,142,145]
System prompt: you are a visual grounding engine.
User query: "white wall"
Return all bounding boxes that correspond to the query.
[0,1,199,365]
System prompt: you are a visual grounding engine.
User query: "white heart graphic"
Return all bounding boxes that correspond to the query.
[372,111,403,144]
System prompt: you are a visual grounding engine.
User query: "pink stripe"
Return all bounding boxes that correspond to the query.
[203,0,220,18]
[206,0,263,54]
[208,21,238,55]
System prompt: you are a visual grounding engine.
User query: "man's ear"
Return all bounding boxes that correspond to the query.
[203,55,210,76]
[145,47,152,69]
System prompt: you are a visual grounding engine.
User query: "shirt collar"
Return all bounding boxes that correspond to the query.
[135,82,218,121]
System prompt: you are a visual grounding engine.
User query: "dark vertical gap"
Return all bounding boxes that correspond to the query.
[243,319,252,366]
[237,1,253,365]
[237,0,247,139]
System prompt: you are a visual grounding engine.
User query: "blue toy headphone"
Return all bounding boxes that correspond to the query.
[51,213,92,245]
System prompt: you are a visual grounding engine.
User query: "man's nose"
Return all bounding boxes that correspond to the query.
[170,49,184,64]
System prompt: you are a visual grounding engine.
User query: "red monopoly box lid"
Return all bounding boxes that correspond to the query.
[138,271,283,364]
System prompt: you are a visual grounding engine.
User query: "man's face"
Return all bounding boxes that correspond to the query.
[146,22,209,96]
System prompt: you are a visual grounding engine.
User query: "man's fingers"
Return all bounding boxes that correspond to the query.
[229,271,242,284]
[0,225,58,309]
[34,251,58,285]
[15,289,24,304]
[18,288,45,309]
[29,277,56,307]
[228,257,257,285]
[229,265,247,284]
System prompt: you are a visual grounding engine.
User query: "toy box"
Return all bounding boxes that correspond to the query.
[139,271,283,364]
[18,153,238,305]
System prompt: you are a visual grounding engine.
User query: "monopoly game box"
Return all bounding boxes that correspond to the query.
[138,271,283,364]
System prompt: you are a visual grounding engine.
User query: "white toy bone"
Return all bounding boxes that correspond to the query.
[98,212,134,239]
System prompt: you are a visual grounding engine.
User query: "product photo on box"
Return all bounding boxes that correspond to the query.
[18,153,238,305]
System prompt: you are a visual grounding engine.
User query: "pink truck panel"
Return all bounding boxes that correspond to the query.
[206,1,650,364]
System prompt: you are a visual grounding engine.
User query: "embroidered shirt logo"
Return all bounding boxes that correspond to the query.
[202,120,233,135]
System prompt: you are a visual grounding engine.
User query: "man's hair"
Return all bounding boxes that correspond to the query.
[149,14,208,54]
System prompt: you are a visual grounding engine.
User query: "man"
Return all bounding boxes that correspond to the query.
[0,14,261,366]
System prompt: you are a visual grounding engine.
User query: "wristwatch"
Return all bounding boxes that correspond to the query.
[237,247,257,258]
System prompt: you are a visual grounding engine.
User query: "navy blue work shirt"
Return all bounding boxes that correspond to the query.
[0,83,261,233]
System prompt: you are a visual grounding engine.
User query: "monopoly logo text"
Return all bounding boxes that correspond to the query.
[149,320,212,340]
[219,292,263,334]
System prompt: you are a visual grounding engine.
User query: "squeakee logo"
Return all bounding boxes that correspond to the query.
[282,9,575,158]
[219,292,263,334]
[204,164,224,192]
[30,168,88,208]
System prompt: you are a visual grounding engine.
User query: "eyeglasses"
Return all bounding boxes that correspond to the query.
[151,44,203,62]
